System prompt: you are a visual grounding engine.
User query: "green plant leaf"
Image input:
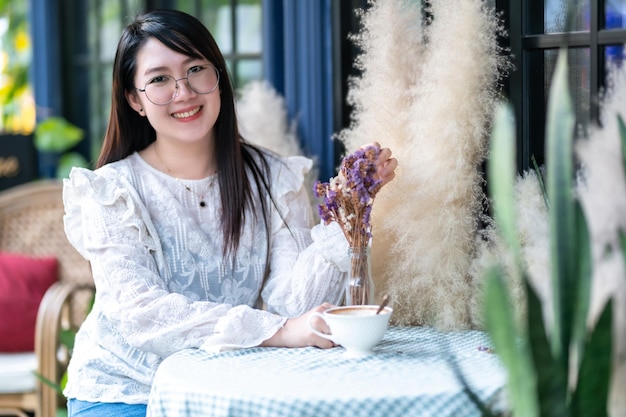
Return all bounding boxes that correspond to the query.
[59,328,76,351]
[571,200,592,372]
[488,102,522,266]
[618,114,626,177]
[34,117,84,152]
[545,48,577,368]
[526,281,568,417]
[571,299,613,417]
[617,116,626,258]
[56,151,89,179]
[60,370,69,391]
[618,230,626,266]
[33,372,63,395]
[444,348,498,417]
[484,265,538,417]
[531,155,549,210]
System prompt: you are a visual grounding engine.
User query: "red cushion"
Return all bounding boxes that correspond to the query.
[0,252,58,352]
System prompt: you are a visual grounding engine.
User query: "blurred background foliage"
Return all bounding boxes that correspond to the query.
[0,0,34,134]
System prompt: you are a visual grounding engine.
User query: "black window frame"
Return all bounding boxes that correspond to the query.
[499,0,626,172]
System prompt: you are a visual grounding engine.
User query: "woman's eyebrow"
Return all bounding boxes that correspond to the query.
[143,57,203,76]
[144,66,169,76]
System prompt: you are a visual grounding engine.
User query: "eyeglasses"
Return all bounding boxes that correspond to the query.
[136,64,220,105]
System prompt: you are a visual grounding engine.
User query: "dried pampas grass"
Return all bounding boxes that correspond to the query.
[336,0,424,324]
[237,80,302,157]
[338,0,424,152]
[338,0,509,328]
[237,80,319,213]
[468,170,550,328]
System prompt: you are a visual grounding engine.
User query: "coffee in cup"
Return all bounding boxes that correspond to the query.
[307,305,393,358]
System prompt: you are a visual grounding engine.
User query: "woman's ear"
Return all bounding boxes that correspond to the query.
[126,90,145,116]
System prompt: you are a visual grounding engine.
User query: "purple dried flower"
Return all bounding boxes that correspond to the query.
[313,145,383,248]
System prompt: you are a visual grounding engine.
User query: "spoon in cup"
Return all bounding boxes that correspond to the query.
[375,294,390,315]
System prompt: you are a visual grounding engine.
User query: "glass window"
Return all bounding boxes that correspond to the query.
[606,44,626,67]
[506,0,626,170]
[97,3,125,63]
[606,0,626,28]
[205,3,233,54]
[235,59,262,87]
[236,3,262,54]
[544,48,591,136]
[544,0,591,33]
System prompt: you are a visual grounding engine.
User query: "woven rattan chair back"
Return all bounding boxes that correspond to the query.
[0,180,91,285]
[0,180,94,417]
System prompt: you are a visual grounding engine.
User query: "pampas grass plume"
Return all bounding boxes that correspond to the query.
[237,80,320,214]
[468,170,550,328]
[237,80,302,157]
[339,0,509,328]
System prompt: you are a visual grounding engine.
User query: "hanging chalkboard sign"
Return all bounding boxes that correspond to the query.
[0,134,37,191]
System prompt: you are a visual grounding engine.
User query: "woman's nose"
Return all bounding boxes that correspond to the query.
[173,78,196,101]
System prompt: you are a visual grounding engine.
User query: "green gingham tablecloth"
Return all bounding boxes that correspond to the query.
[146,326,507,417]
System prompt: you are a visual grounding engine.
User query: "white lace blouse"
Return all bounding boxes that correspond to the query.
[62,151,350,404]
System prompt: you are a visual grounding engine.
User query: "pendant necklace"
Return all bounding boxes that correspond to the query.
[153,144,215,208]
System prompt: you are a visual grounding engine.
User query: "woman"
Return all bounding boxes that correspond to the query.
[63,9,397,417]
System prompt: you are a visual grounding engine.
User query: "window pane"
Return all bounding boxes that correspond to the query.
[210,4,233,54]
[527,48,590,166]
[545,0,591,32]
[545,48,591,137]
[235,60,262,88]
[606,0,626,28]
[605,45,626,68]
[526,51,547,165]
[98,3,124,62]
[236,2,262,54]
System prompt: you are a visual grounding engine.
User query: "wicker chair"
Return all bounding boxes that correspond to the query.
[0,180,94,417]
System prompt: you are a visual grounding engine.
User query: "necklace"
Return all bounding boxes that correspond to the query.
[176,178,213,208]
[153,144,215,208]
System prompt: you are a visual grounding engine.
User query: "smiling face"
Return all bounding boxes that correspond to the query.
[126,38,221,147]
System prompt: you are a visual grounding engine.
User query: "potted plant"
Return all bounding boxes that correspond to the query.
[34,116,89,178]
[480,48,623,417]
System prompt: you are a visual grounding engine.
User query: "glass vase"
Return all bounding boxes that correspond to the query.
[345,246,375,306]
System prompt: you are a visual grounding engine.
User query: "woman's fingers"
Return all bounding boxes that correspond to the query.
[308,303,336,348]
[378,155,398,186]
[374,146,398,187]
[355,142,399,187]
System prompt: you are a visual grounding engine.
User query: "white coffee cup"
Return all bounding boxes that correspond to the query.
[307,305,393,358]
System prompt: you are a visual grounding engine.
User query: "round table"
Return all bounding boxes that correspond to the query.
[147,326,507,417]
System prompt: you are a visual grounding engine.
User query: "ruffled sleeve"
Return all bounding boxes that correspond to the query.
[261,155,350,317]
[63,166,160,261]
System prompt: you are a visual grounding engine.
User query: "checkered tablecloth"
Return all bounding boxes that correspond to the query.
[146,326,507,417]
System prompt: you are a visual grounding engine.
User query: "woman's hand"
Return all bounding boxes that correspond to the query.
[368,142,398,187]
[260,303,337,349]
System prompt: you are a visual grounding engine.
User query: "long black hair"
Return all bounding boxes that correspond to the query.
[98,9,273,257]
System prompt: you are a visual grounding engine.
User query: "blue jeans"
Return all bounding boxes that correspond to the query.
[67,399,147,417]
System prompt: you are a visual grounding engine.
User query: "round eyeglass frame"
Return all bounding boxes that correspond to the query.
[135,65,220,106]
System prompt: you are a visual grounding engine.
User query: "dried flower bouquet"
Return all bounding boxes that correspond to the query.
[314,145,383,304]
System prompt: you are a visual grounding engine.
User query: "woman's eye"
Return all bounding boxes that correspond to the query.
[188,65,205,74]
[148,75,169,85]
